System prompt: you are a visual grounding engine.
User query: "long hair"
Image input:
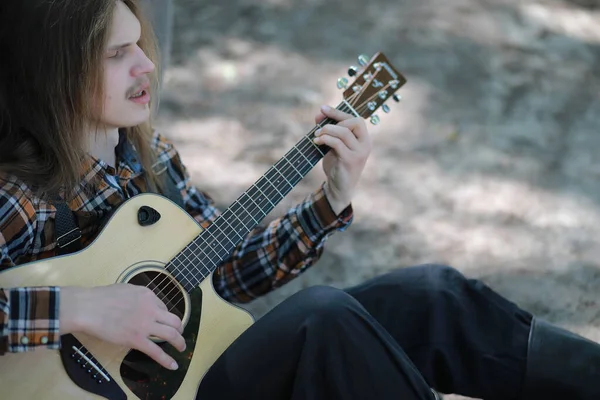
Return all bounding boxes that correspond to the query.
[0,0,163,200]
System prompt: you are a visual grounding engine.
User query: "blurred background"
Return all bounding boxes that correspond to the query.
[144,1,600,398]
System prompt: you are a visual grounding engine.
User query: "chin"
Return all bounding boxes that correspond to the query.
[107,109,151,129]
[125,114,151,127]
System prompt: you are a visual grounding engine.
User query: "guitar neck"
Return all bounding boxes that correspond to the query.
[167,101,357,291]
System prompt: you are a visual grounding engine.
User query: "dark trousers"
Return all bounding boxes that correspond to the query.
[196,264,533,400]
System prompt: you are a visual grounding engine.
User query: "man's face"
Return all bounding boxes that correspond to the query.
[98,1,155,129]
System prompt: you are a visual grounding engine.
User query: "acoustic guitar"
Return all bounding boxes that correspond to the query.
[0,52,406,399]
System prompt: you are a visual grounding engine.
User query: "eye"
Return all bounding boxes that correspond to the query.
[108,49,124,59]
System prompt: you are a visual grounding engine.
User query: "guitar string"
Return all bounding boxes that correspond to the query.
[352,82,396,120]
[350,65,394,112]
[77,101,358,372]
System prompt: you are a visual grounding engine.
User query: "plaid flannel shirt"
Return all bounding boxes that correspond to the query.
[0,130,353,354]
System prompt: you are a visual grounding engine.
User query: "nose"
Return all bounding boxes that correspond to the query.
[131,47,155,77]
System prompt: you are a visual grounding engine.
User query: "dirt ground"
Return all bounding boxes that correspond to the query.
[152,0,600,398]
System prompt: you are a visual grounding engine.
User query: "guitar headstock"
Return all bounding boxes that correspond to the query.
[337,52,407,125]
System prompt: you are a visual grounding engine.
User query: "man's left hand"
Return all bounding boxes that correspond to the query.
[313,105,372,215]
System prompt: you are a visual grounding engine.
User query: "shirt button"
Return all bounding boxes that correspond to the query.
[20,336,29,345]
[40,336,49,344]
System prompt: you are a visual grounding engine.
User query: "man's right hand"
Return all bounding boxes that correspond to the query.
[59,284,185,370]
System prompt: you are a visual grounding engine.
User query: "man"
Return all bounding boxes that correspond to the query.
[0,1,598,399]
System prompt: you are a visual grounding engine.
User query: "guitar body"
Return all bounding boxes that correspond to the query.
[0,193,255,399]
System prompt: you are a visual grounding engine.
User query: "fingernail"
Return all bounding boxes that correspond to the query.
[171,361,179,370]
[321,105,330,112]
[315,128,322,136]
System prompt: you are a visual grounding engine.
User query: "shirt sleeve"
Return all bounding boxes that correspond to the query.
[212,183,353,303]
[0,189,61,355]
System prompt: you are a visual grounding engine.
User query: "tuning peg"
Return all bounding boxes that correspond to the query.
[370,115,380,125]
[381,104,391,113]
[348,66,358,77]
[358,54,370,66]
[337,77,349,89]
[392,94,402,102]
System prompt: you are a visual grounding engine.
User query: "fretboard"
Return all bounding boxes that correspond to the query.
[166,102,356,291]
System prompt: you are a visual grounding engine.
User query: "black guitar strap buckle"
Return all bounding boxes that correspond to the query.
[54,199,83,255]
[56,227,82,249]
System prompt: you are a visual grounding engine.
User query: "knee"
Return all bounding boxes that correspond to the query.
[412,263,465,284]
[290,285,359,319]
[386,263,468,301]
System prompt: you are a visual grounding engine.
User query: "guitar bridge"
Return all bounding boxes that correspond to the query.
[58,334,126,400]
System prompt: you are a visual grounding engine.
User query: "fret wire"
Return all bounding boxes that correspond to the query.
[188,240,212,279]
[253,183,277,208]
[179,246,203,286]
[222,188,263,233]
[211,213,245,246]
[179,252,196,279]
[276,151,306,183]
[308,139,325,156]
[166,257,192,283]
[185,243,211,279]
[168,263,196,293]
[240,185,270,224]
[182,239,223,286]
[260,172,286,200]
[262,160,302,200]
[173,241,216,287]
[224,208,257,238]
[250,180,277,209]
[300,136,324,164]
[271,163,296,191]
[239,188,267,222]
[260,150,307,199]
[221,209,251,237]
[293,138,318,169]
[170,258,195,289]
[202,225,234,260]
[206,212,243,248]
[279,156,304,184]
[182,249,201,286]
[214,189,265,249]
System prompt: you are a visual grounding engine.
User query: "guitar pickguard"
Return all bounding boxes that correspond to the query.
[120,287,203,399]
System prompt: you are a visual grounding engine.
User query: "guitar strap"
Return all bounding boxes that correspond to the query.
[54,169,183,256]
[54,200,83,256]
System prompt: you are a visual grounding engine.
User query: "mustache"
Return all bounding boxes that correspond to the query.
[127,79,150,97]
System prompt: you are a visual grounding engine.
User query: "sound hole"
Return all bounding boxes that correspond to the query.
[127,269,185,321]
